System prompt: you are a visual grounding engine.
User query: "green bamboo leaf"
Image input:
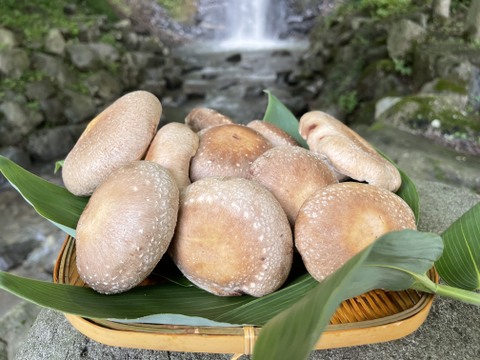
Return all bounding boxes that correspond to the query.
[377,150,419,222]
[252,230,444,360]
[435,202,480,290]
[54,159,64,174]
[0,270,252,322]
[0,155,87,237]
[262,90,309,148]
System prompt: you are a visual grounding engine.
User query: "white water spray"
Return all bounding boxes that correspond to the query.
[219,0,286,49]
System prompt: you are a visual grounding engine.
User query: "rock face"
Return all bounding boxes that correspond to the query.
[0,17,183,164]
[296,2,480,164]
[387,19,427,59]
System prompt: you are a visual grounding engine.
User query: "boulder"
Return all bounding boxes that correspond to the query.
[0,48,30,78]
[63,90,97,124]
[0,101,43,146]
[0,302,41,360]
[89,43,120,64]
[44,28,66,56]
[25,79,56,102]
[0,28,18,50]
[31,53,75,87]
[25,125,80,161]
[66,43,101,71]
[84,70,122,102]
[387,19,426,59]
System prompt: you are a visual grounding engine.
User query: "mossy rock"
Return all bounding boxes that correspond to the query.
[377,94,480,134]
[421,78,468,95]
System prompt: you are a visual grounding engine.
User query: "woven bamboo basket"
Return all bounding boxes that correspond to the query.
[54,235,437,356]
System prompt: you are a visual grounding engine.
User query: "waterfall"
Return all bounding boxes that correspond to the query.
[219,0,287,48]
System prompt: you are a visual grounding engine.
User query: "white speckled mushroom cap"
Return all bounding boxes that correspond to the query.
[76,160,179,294]
[247,146,338,224]
[295,182,416,282]
[185,107,233,132]
[190,124,273,182]
[62,90,162,196]
[299,111,401,192]
[170,177,293,297]
[247,120,298,147]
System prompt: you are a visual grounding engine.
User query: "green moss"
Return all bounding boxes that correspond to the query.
[336,0,412,19]
[433,79,468,95]
[389,95,480,133]
[369,122,387,131]
[0,70,46,98]
[338,90,358,114]
[156,0,197,23]
[0,0,117,43]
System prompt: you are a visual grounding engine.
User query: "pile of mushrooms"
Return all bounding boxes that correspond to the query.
[63,90,416,297]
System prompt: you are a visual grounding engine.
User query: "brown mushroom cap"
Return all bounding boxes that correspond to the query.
[170,177,293,297]
[295,182,416,282]
[247,120,298,147]
[299,111,401,192]
[62,91,161,196]
[247,146,338,224]
[190,124,273,182]
[185,107,234,132]
[76,160,179,294]
[145,122,199,189]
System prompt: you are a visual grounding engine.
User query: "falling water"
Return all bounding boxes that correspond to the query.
[219,0,287,49]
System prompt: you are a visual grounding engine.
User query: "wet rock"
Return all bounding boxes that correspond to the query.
[356,124,480,193]
[44,28,66,56]
[387,19,426,59]
[121,52,157,87]
[0,101,44,146]
[25,125,80,161]
[66,43,101,71]
[0,339,6,360]
[376,93,473,133]
[183,78,209,98]
[0,48,30,78]
[413,43,480,88]
[467,67,480,112]
[225,53,241,63]
[0,240,37,271]
[357,59,407,101]
[0,146,31,170]
[85,70,122,102]
[63,90,97,123]
[0,28,18,50]
[39,97,67,126]
[0,146,31,190]
[0,301,41,360]
[25,79,56,102]
[31,53,75,87]
[89,43,120,64]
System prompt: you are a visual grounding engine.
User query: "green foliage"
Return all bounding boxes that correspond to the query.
[0,70,46,102]
[156,0,197,23]
[338,90,359,114]
[356,0,412,18]
[0,0,117,43]
[392,58,412,76]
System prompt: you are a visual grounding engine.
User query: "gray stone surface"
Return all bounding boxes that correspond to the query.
[0,302,40,359]
[13,179,480,360]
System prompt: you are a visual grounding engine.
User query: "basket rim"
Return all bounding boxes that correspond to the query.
[54,235,437,331]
